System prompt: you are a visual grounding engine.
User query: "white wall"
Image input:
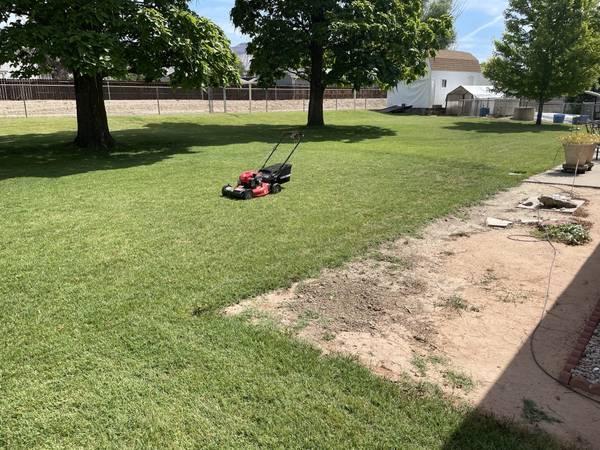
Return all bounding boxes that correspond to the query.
[388,70,489,108]
[0,63,14,78]
[430,70,488,106]
[387,76,431,108]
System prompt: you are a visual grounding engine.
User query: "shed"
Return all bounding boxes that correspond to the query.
[445,85,519,117]
[387,50,489,110]
[445,85,505,103]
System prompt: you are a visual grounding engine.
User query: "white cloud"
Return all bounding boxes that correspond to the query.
[459,15,504,44]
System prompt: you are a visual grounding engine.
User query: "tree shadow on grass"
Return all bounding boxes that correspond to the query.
[0,122,395,181]
[443,120,567,134]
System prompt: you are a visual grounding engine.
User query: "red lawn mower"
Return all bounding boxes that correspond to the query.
[222,131,303,200]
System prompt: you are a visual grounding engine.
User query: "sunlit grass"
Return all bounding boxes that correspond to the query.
[0,111,565,448]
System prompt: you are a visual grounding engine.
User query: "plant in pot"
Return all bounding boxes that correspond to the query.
[559,132,597,173]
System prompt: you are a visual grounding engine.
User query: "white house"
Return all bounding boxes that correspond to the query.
[387,50,489,109]
[0,63,14,78]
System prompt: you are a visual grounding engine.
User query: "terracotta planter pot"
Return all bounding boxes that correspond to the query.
[563,143,594,166]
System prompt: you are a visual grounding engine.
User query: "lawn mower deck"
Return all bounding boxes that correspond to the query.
[222,132,302,200]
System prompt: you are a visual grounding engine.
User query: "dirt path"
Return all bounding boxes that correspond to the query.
[226,183,600,449]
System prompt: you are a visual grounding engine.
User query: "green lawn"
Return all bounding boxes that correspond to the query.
[0,111,566,448]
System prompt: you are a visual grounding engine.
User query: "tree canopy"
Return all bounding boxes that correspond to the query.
[423,0,459,48]
[483,0,600,125]
[0,0,240,149]
[232,0,452,126]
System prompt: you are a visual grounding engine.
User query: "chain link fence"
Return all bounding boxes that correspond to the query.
[447,97,600,120]
[446,98,521,117]
[0,79,386,118]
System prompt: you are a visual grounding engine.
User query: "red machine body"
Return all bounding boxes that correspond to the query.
[238,171,271,198]
[222,131,303,200]
[239,171,258,185]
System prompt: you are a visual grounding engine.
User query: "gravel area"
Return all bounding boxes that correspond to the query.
[572,323,600,384]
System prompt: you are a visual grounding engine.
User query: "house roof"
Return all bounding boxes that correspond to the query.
[430,50,481,73]
[446,85,506,100]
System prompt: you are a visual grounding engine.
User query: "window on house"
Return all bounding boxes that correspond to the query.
[442,80,447,88]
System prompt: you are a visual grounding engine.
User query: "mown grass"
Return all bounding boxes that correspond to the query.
[0,111,566,448]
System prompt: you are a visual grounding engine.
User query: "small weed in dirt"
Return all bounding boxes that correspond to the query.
[403,277,427,294]
[322,331,336,341]
[444,370,475,392]
[405,380,445,398]
[372,252,414,270]
[449,231,470,239]
[438,294,469,312]
[238,308,278,328]
[498,290,529,304]
[428,355,449,366]
[411,355,449,378]
[292,309,320,332]
[454,210,470,221]
[522,399,562,425]
[533,223,591,246]
[411,355,429,377]
[573,207,589,218]
[481,269,498,287]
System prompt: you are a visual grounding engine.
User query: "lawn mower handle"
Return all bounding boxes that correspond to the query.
[260,131,304,171]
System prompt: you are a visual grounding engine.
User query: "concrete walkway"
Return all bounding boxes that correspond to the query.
[526,160,600,189]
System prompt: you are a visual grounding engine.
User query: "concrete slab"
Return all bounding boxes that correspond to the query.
[485,217,513,228]
[526,161,600,189]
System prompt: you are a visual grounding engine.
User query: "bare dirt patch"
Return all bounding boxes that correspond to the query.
[225,182,600,448]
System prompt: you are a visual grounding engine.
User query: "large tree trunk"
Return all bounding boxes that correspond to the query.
[74,73,115,151]
[536,98,545,126]
[307,44,325,127]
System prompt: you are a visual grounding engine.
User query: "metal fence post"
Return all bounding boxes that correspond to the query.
[335,91,338,111]
[303,97,306,112]
[106,79,111,101]
[249,84,252,114]
[265,88,269,112]
[353,89,357,111]
[223,87,227,113]
[156,87,161,115]
[208,87,214,113]
[20,83,28,118]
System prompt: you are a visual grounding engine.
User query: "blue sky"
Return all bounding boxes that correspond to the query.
[190,0,509,62]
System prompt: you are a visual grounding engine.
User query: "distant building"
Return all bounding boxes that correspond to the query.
[231,42,309,87]
[387,50,489,109]
[0,63,14,78]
